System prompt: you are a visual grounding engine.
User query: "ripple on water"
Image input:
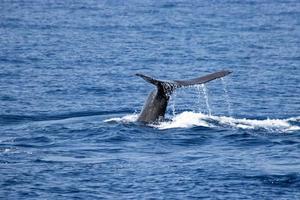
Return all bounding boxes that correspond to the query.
[1,0,300,199]
[246,173,300,188]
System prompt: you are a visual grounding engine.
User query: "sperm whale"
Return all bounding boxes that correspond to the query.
[136,70,232,123]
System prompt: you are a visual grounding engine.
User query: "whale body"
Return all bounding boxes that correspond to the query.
[136,70,232,123]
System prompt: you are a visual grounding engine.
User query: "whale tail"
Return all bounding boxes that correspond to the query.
[136,70,232,96]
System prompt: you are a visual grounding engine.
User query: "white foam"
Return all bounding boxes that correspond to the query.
[211,115,299,132]
[154,112,300,133]
[288,116,300,122]
[104,112,300,133]
[104,114,138,123]
[152,112,212,129]
[3,148,12,153]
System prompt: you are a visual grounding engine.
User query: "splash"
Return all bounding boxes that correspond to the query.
[104,112,300,133]
[153,112,300,132]
[152,112,211,129]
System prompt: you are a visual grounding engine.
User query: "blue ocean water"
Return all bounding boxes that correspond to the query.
[1,0,300,199]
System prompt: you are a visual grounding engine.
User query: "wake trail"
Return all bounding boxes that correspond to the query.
[104,112,300,133]
[156,112,300,133]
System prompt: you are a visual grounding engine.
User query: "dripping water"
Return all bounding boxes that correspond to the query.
[221,78,232,116]
[170,90,177,117]
[195,85,204,113]
[200,84,212,116]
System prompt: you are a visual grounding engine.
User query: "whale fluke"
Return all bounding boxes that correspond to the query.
[136,70,232,123]
[174,70,231,87]
[136,73,178,96]
[135,73,165,87]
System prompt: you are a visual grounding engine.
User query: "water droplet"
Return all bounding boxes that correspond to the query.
[221,77,232,116]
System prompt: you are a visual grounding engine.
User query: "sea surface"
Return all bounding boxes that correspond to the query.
[1,0,300,199]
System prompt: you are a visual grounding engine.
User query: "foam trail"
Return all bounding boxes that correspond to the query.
[104,112,300,133]
[153,111,300,133]
[201,84,212,116]
[221,77,232,116]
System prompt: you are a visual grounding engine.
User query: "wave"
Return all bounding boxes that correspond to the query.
[104,112,300,133]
